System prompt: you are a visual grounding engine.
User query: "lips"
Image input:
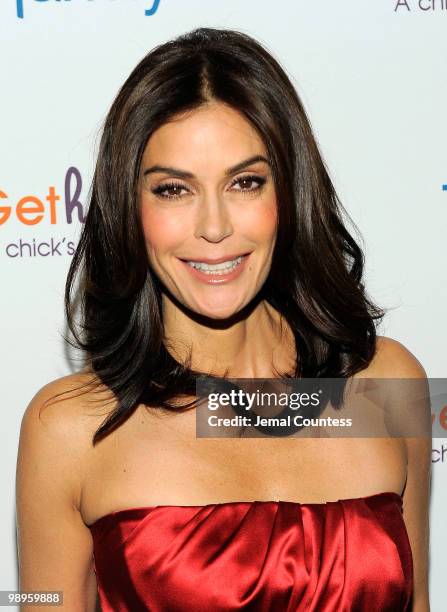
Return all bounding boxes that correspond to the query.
[179,252,251,265]
[178,252,251,285]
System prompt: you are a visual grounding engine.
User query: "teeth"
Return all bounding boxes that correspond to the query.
[187,256,243,274]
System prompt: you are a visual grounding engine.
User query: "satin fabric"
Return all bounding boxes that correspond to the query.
[89,491,413,611]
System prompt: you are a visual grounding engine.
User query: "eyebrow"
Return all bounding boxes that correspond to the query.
[142,154,270,179]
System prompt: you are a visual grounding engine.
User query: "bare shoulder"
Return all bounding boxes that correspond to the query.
[19,370,116,507]
[23,370,116,437]
[370,335,427,379]
[368,339,431,607]
[16,371,116,609]
[371,337,431,608]
[371,336,430,458]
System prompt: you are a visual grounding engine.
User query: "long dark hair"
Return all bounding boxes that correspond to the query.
[59,27,385,445]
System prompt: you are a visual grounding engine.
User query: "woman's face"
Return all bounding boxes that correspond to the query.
[139,102,278,320]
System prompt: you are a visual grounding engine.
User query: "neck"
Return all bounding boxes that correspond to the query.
[161,291,296,378]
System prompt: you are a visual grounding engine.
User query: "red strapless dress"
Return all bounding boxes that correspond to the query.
[88,491,413,611]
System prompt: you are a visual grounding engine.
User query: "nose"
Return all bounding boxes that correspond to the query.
[194,191,233,242]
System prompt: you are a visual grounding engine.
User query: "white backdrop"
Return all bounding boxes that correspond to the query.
[1,0,446,608]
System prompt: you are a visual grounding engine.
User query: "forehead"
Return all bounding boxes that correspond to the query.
[142,102,267,167]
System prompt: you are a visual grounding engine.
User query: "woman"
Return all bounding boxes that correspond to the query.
[16,27,430,611]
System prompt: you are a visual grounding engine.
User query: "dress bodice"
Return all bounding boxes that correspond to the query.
[88,491,412,611]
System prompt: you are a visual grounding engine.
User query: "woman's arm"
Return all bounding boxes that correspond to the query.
[375,337,431,611]
[403,434,431,612]
[16,378,98,611]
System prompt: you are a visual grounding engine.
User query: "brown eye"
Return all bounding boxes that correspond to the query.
[231,175,266,192]
[152,182,189,199]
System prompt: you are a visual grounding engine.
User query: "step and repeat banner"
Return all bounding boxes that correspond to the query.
[1,0,446,608]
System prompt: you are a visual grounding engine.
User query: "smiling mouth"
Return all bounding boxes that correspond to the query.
[179,253,250,270]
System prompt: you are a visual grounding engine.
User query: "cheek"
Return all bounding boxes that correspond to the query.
[242,197,278,242]
[140,207,187,255]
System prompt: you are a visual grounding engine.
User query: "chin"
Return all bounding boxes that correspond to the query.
[190,297,247,321]
[196,305,241,321]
